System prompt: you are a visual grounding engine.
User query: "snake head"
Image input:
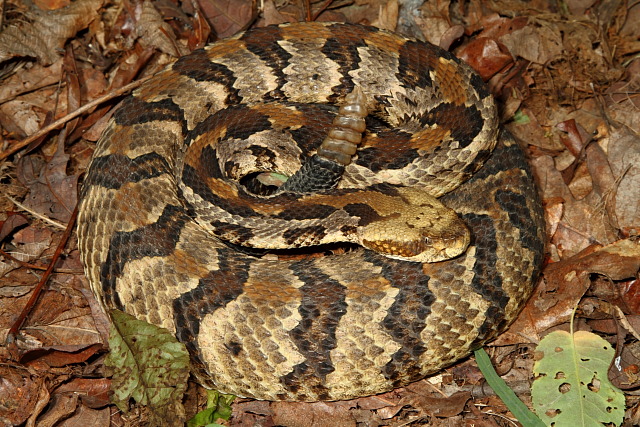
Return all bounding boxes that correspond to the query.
[359,187,470,263]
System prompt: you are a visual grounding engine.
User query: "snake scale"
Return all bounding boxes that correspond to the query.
[78,22,545,401]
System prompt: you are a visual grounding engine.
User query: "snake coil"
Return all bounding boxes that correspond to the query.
[78,22,545,401]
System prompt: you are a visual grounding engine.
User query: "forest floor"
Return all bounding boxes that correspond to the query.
[0,0,639,426]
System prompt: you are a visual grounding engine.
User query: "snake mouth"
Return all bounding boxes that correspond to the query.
[221,239,362,260]
[362,230,470,263]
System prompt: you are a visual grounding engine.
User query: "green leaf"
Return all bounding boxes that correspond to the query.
[474,348,545,427]
[513,109,530,124]
[187,390,235,427]
[256,171,289,186]
[531,330,625,427]
[106,309,191,425]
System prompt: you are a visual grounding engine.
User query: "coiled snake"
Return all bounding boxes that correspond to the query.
[78,22,545,401]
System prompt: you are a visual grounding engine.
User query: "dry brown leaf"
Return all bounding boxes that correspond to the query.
[62,47,82,136]
[138,0,189,57]
[506,110,562,151]
[229,400,272,425]
[0,57,101,137]
[262,0,289,26]
[20,283,101,348]
[566,0,598,15]
[54,378,111,409]
[17,138,79,223]
[199,0,255,39]
[496,239,640,345]
[557,119,587,157]
[0,212,28,241]
[34,0,71,9]
[0,60,63,104]
[567,161,594,200]
[474,14,529,40]
[270,401,359,427]
[457,37,513,81]
[0,225,52,278]
[25,381,52,427]
[33,393,79,427]
[0,366,41,425]
[0,85,58,136]
[531,150,619,258]
[1,268,100,353]
[619,280,640,315]
[400,388,471,418]
[415,0,452,45]
[500,23,563,64]
[21,343,103,368]
[439,25,465,51]
[606,126,640,235]
[0,0,103,65]
[560,20,622,88]
[609,341,640,390]
[53,404,111,427]
[187,3,212,50]
[372,0,399,32]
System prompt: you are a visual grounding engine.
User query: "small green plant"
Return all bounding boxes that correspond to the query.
[188,390,235,427]
[106,310,191,425]
[475,348,545,427]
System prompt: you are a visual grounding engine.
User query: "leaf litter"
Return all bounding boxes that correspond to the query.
[0,0,639,425]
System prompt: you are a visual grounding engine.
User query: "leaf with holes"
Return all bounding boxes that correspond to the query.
[106,309,190,425]
[531,330,624,426]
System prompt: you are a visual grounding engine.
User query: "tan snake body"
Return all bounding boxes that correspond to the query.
[78,22,545,401]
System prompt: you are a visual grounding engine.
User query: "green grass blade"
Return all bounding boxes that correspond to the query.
[474,348,545,427]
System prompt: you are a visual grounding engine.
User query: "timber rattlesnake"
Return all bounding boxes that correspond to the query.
[78,22,545,401]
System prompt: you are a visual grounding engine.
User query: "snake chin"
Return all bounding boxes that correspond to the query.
[360,220,470,263]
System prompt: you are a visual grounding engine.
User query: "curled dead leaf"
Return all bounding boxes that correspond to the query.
[0,0,103,65]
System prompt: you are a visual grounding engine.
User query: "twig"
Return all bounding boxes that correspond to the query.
[5,195,67,229]
[0,248,80,274]
[0,75,153,162]
[311,0,335,21]
[5,202,78,358]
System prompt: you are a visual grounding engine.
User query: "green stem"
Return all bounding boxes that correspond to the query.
[474,348,546,427]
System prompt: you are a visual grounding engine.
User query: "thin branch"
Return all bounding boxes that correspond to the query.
[0,75,153,162]
[5,203,79,356]
[5,194,66,229]
[0,248,80,274]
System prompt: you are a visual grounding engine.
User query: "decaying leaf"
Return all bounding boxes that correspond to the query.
[0,224,52,278]
[16,137,79,223]
[494,238,640,346]
[138,0,189,57]
[532,330,625,426]
[105,309,190,425]
[0,366,42,426]
[606,127,640,235]
[198,0,254,38]
[0,0,103,65]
